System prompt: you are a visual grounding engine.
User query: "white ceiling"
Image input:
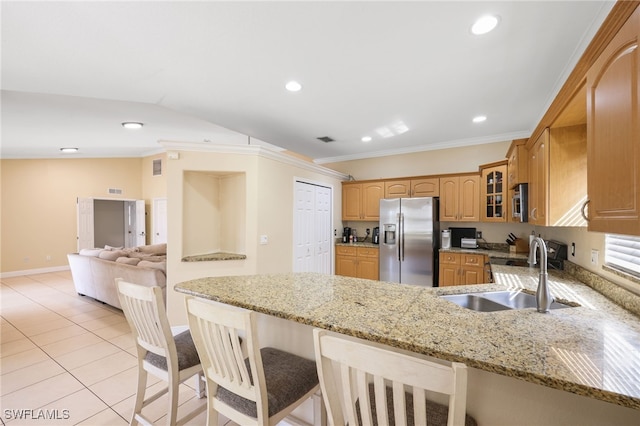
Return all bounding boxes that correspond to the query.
[1,1,614,162]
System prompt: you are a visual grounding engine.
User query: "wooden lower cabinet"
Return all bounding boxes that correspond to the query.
[438,252,489,286]
[335,246,379,280]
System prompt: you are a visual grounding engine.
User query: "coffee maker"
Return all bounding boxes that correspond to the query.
[342,227,352,243]
[372,227,380,244]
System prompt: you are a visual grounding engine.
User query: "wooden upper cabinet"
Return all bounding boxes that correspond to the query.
[481,162,507,222]
[342,184,363,221]
[586,6,640,236]
[439,175,480,222]
[342,181,384,221]
[384,178,439,198]
[528,129,549,226]
[506,139,528,188]
[362,182,384,220]
[411,178,440,197]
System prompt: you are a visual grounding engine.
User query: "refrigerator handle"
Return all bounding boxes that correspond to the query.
[400,212,405,261]
[396,213,401,261]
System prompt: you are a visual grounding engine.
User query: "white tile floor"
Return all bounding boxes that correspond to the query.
[0,271,236,425]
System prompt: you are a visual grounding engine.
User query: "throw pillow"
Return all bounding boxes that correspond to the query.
[98,249,127,261]
[79,248,103,257]
[116,257,140,266]
[138,243,167,255]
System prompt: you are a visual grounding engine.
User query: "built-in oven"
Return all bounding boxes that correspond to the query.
[512,183,528,222]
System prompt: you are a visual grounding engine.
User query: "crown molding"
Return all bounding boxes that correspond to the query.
[158,140,349,181]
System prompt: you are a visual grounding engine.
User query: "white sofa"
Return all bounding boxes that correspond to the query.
[67,244,167,309]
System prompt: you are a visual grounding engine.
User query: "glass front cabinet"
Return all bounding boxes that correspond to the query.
[481,161,507,222]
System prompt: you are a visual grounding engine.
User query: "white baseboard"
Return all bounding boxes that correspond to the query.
[0,265,70,279]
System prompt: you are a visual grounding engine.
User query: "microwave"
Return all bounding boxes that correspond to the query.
[512,183,528,222]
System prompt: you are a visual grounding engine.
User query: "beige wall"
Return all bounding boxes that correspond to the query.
[0,156,167,274]
[324,141,511,180]
[1,158,142,273]
[141,153,168,241]
[165,147,345,323]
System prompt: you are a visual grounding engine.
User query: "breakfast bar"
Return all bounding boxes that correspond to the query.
[175,268,640,423]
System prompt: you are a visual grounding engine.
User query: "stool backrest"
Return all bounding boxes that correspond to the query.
[185,297,268,422]
[313,329,468,426]
[117,279,175,360]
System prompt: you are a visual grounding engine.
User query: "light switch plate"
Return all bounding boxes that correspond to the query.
[260,235,268,245]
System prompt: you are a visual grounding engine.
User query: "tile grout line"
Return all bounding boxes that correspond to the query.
[1,276,132,424]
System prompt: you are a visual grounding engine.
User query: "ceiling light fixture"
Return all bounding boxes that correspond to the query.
[471,15,499,35]
[60,147,79,153]
[122,122,144,129]
[361,136,372,143]
[473,115,487,123]
[285,81,302,92]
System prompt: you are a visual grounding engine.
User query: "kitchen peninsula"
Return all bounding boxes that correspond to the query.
[175,270,640,424]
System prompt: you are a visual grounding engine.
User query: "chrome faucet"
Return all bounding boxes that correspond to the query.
[529,237,553,313]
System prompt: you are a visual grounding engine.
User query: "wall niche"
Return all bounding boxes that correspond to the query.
[182,171,246,261]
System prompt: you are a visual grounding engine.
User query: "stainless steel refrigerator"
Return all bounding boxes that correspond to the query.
[379,197,439,287]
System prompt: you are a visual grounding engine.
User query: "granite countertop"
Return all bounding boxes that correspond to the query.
[181,252,247,262]
[175,270,640,410]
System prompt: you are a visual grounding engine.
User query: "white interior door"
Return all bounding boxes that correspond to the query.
[76,197,94,251]
[152,197,168,244]
[293,181,332,273]
[135,200,146,246]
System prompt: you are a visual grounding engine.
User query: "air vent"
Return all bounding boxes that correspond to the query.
[152,159,162,176]
[317,136,335,143]
[108,188,123,195]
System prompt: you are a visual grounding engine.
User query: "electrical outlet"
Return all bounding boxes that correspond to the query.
[476,231,482,239]
[571,242,575,256]
[591,249,599,265]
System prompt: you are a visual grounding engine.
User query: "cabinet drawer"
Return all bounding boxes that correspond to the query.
[357,247,379,258]
[461,254,484,267]
[336,246,357,256]
[440,252,458,265]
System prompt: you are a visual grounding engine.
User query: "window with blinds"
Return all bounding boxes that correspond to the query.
[605,234,640,277]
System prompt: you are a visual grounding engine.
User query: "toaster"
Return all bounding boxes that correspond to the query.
[461,238,478,249]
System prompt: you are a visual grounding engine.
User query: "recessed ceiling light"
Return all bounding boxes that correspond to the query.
[122,122,144,129]
[361,136,372,143]
[60,147,79,153]
[471,15,499,35]
[473,115,487,123]
[285,81,302,92]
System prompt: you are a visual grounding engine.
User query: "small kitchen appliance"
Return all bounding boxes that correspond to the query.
[441,229,451,249]
[461,238,478,249]
[342,227,351,243]
[372,227,380,244]
[450,227,476,248]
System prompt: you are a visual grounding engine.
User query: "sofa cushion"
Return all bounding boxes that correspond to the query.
[138,243,167,255]
[98,249,128,261]
[116,257,140,265]
[138,260,166,273]
[79,248,103,257]
[104,245,124,250]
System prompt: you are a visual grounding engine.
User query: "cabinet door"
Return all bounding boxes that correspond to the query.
[586,7,640,235]
[439,177,459,221]
[460,266,485,285]
[459,175,480,222]
[385,180,410,198]
[357,258,379,280]
[438,252,459,286]
[336,255,357,277]
[411,178,439,197]
[438,263,459,286]
[342,184,362,221]
[362,182,384,220]
[481,165,507,222]
[528,130,549,226]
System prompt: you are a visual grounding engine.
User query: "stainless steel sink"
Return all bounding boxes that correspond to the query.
[440,291,574,312]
